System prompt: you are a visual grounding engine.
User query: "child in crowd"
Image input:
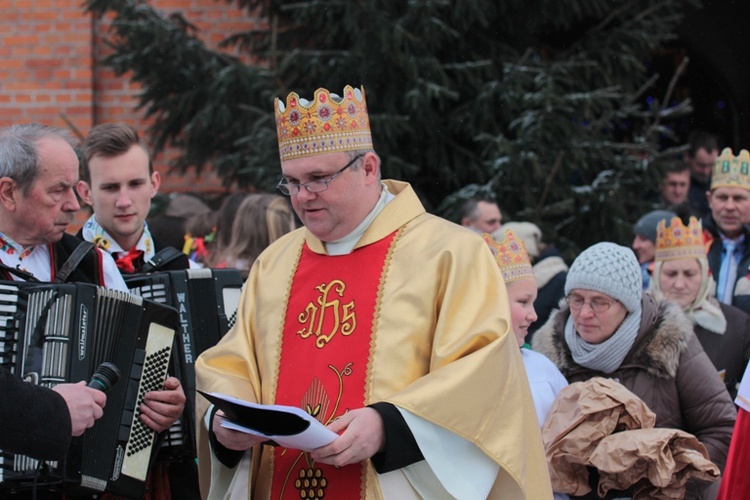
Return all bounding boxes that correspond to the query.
[483,229,569,499]
[483,229,568,427]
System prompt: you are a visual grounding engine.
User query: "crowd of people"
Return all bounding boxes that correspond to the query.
[0,84,748,500]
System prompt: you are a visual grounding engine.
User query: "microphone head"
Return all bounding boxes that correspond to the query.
[89,362,122,393]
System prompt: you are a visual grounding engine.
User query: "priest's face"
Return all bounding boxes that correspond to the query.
[280,152,381,242]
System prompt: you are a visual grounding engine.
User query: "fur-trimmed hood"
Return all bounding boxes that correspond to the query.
[532,292,694,380]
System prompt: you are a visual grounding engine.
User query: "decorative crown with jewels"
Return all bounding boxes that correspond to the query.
[711,148,750,191]
[655,216,706,262]
[482,229,535,284]
[274,85,372,162]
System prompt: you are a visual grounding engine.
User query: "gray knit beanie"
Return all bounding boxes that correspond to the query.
[565,242,643,312]
[633,209,675,243]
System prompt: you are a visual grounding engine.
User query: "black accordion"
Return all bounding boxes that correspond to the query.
[124,268,243,462]
[0,281,179,498]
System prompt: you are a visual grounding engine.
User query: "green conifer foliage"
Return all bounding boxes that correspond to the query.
[85,0,699,253]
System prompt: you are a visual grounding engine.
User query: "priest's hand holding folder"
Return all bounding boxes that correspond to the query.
[309,407,385,467]
[201,391,385,465]
[201,391,338,451]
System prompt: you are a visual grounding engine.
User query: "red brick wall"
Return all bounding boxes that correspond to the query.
[0,0,95,132]
[0,0,263,230]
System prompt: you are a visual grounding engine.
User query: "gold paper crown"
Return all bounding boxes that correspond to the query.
[655,216,706,262]
[482,229,534,284]
[274,85,372,162]
[711,148,750,191]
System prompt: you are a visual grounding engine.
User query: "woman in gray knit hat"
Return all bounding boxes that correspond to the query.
[532,242,736,499]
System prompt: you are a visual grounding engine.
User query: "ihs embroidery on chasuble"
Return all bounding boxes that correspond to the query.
[270,231,398,499]
[297,279,357,349]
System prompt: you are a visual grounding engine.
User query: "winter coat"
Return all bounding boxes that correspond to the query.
[0,366,71,460]
[694,302,750,400]
[533,293,736,499]
[702,214,750,315]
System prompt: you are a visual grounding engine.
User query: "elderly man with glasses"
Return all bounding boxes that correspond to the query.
[195,85,551,499]
[533,241,735,498]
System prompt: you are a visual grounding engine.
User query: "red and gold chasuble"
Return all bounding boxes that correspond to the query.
[270,232,398,500]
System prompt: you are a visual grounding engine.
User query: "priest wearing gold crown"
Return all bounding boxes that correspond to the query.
[194,85,551,499]
[703,148,750,315]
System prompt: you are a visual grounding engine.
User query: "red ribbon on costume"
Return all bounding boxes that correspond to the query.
[115,247,144,274]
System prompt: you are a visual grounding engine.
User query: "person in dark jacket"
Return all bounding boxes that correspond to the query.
[702,148,750,315]
[76,123,191,273]
[0,123,183,498]
[74,123,192,499]
[533,242,736,499]
[0,367,105,461]
[685,130,719,219]
[632,209,675,290]
[651,216,750,399]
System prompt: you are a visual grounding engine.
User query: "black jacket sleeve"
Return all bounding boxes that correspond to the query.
[369,402,424,473]
[207,404,245,468]
[0,367,71,460]
[207,402,424,472]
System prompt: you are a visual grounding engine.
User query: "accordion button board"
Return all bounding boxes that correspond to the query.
[124,268,243,463]
[0,281,180,498]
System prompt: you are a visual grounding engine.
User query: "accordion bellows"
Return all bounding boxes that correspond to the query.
[0,281,179,498]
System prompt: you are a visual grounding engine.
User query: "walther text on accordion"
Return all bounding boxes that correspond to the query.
[0,281,179,498]
[124,268,242,463]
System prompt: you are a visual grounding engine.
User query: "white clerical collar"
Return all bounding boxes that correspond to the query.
[326,182,395,256]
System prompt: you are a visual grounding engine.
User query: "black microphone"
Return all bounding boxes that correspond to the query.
[88,362,121,393]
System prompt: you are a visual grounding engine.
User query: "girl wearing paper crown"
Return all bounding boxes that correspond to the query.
[649,216,750,400]
[483,230,569,499]
[483,230,568,428]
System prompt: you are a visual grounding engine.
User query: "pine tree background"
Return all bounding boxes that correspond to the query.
[85,0,700,256]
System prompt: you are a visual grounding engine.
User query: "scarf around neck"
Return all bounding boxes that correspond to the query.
[651,258,726,335]
[565,305,642,374]
[82,215,155,261]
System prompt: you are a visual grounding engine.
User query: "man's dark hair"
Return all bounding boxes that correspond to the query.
[661,159,690,177]
[686,130,719,158]
[458,197,496,222]
[80,123,152,183]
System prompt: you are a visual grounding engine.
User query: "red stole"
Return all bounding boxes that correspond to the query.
[270,232,397,500]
